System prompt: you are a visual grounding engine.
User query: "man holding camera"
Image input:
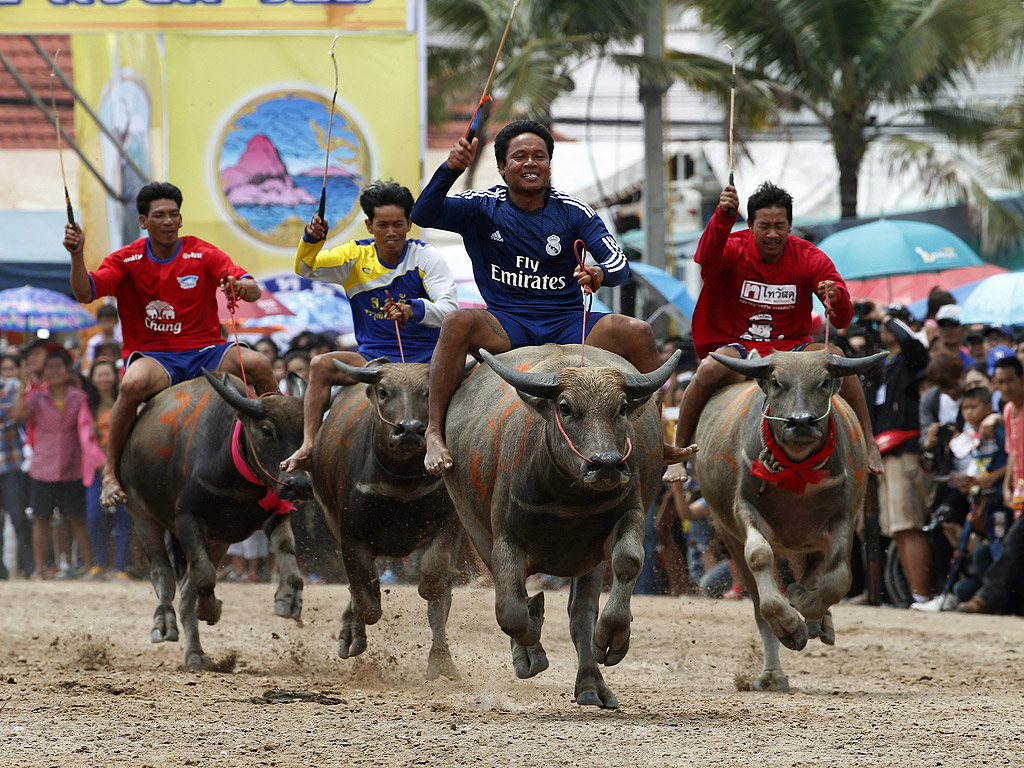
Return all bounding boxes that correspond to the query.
[863,298,932,604]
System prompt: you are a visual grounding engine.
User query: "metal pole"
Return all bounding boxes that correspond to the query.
[27,36,152,186]
[0,48,119,200]
[640,0,668,272]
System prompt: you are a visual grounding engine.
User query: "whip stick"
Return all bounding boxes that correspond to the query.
[466,0,521,142]
[726,44,736,216]
[50,49,74,225]
[318,35,340,222]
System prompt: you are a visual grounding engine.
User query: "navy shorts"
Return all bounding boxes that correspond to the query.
[31,479,85,519]
[719,341,812,359]
[128,342,238,386]
[487,308,608,348]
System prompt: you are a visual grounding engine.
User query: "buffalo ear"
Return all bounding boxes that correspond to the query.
[514,391,548,414]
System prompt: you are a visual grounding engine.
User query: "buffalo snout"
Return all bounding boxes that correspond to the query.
[583,450,630,489]
[782,412,825,442]
[390,418,427,447]
[278,471,313,502]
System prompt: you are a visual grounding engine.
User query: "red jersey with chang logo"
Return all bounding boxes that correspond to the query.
[89,236,250,357]
[691,207,853,359]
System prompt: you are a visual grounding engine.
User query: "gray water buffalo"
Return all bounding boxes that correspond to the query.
[311,359,461,680]
[693,349,886,691]
[443,343,684,709]
[120,371,312,670]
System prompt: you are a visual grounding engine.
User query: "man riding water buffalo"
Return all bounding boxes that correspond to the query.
[64,181,277,507]
[664,182,883,483]
[411,120,693,475]
[280,180,458,473]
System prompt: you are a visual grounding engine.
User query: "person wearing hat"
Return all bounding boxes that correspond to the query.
[933,304,972,370]
[983,325,1015,352]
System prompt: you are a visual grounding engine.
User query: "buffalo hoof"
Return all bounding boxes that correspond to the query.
[753,669,790,693]
[511,639,549,679]
[274,584,304,625]
[806,611,835,645]
[196,595,222,626]
[593,613,631,666]
[575,683,619,710]
[761,599,808,651]
[338,630,367,660]
[425,648,459,681]
[184,652,214,672]
[151,608,178,643]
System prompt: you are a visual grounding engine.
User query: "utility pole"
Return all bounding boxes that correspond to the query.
[640,0,668,271]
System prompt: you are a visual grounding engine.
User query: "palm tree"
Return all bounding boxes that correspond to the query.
[670,0,1024,220]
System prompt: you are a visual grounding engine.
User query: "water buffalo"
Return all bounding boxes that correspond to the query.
[311,358,462,680]
[693,349,886,691]
[442,343,683,709]
[120,370,312,670]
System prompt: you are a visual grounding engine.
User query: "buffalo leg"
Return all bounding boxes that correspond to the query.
[593,507,644,666]
[178,572,211,671]
[420,522,461,680]
[174,508,221,625]
[509,593,548,679]
[492,535,543,647]
[736,502,808,652]
[569,566,619,709]
[723,531,791,692]
[133,512,178,643]
[787,546,852,646]
[266,515,304,623]
[338,537,379,659]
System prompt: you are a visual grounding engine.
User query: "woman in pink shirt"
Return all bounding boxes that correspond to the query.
[13,349,95,580]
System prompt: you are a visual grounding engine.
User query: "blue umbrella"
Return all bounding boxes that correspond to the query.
[818,220,983,281]
[628,262,696,319]
[0,285,95,332]
[245,290,354,335]
[960,271,1024,325]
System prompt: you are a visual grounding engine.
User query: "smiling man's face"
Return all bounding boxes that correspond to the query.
[498,132,551,197]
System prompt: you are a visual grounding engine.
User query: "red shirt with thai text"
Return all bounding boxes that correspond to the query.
[691,207,853,359]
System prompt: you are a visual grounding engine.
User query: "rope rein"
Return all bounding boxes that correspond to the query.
[553,409,632,467]
[384,289,405,363]
[235,417,292,489]
[573,239,596,368]
[222,273,250,393]
[821,290,835,347]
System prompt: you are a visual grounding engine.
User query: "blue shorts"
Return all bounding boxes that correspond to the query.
[128,342,238,386]
[720,341,812,359]
[487,309,608,348]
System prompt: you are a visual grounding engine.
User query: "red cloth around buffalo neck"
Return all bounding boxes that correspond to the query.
[751,412,836,494]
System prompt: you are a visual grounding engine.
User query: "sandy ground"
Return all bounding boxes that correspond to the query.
[1,578,1022,767]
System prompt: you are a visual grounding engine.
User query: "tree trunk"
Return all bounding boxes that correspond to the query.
[832,111,867,220]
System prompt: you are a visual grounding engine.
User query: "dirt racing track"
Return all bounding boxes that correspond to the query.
[1,580,1022,767]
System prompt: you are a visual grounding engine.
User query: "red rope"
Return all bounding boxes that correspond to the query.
[222,273,250,393]
[574,239,596,368]
[821,290,835,347]
[384,289,405,363]
[554,408,632,466]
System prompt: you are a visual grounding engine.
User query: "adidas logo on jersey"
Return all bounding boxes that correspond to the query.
[490,230,504,243]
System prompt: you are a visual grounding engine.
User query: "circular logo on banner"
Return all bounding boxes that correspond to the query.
[214,90,371,247]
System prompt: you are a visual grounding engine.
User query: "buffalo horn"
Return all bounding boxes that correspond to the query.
[622,349,682,400]
[202,368,264,419]
[827,350,888,378]
[708,351,773,380]
[479,349,559,399]
[334,358,385,384]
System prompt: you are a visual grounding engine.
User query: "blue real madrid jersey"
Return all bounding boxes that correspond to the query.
[294,236,458,363]
[412,163,629,316]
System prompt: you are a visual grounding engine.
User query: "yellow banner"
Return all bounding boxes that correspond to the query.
[0,0,409,34]
[72,32,167,274]
[164,32,419,283]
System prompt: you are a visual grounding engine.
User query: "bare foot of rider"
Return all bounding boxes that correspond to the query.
[424,429,453,475]
[867,440,885,475]
[280,442,313,473]
[662,443,698,483]
[100,469,128,508]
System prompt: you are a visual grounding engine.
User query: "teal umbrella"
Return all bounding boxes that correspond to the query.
[960,271,1024,325]
[818,220,983,281]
